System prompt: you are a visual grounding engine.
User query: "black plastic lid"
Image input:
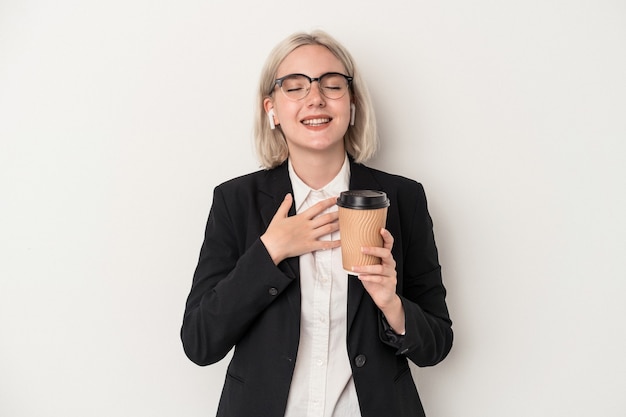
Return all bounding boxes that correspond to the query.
[337,190,390,209]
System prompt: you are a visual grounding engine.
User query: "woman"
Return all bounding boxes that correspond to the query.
[181,30,453,417]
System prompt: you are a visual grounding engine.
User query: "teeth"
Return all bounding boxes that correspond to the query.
[302,118,330,126]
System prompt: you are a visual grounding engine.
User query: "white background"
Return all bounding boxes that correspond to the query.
[1,1,625,416]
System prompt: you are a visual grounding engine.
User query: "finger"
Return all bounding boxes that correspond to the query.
[310,211,339,228]
[353,263,386,275]
[359,246,396,270]
[311,220,340,240]
[304,196,338,218]
[360,245,390,260]
[353,260,396,276]
[381,228,394,250]
[357,273,386,284]
[274,193,293,218]
[315,239,342,251]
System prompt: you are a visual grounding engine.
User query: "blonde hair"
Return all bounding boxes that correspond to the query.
[254,30,378,169]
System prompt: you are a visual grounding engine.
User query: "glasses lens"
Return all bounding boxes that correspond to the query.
[278,73,350,100]
[280,75,310,100]
[319,73,349,99]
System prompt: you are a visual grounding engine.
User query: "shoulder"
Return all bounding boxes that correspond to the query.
[215,162,287,192]
[353,163,431,221]
[216,169,269,191]
[209,162,290,210]
[356,162,425,195]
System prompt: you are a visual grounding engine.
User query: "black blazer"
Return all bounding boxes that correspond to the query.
[181,158,453,417]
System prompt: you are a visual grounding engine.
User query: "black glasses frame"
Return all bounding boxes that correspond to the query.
[271,72,353,100]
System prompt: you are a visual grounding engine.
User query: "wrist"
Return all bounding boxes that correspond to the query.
[380,295,402,316]
[260,234,284,265]
[380,296,405,335]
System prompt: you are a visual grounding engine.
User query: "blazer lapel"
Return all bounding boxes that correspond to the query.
[258,162,301,316]
[259,163,294,229]
[348,158,381,191]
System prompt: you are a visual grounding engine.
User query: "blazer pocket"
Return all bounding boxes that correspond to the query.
[393,365,424,416]
[217,372,245,416]
[393,364,412,383]
[226,370,245,385]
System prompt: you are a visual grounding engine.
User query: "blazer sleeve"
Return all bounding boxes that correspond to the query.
[180,185,294,366]
[390,182,453,367]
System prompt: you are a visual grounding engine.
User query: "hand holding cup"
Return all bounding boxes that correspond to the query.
[337,190,390,271]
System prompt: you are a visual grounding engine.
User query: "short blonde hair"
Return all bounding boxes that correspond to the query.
[254,30,378,169]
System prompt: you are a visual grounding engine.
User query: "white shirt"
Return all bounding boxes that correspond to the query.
[284,155,362,417]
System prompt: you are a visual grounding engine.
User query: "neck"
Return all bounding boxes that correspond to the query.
[289,150,346,190]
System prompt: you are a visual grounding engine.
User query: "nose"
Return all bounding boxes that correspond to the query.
[306,81,326,106]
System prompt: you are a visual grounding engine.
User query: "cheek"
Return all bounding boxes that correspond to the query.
[339,97,352,116]
[273,102,300,125]
[337,103,352,125]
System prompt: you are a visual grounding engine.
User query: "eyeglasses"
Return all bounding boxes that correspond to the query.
[271,72,353,101]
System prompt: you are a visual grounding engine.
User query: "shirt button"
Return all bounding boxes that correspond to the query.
[268,287,279,296]
[355,354,367,368]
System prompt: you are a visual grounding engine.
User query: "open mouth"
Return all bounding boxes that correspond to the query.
[301,117,331,127]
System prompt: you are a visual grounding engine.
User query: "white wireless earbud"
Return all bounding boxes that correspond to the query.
[267,109,276,130]
[350,103,356,126]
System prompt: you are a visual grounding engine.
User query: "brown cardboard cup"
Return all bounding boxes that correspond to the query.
[337,190,390,271]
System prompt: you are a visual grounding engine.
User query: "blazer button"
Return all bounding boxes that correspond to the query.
[355,354,367,368]
[268,287,279,296]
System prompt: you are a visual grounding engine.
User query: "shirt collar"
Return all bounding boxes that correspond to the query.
[288,154,350,212]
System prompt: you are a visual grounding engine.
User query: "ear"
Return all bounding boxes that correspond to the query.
[263,98,279,127]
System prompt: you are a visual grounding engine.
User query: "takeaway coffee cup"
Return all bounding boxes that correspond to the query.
[337,190,390,271]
